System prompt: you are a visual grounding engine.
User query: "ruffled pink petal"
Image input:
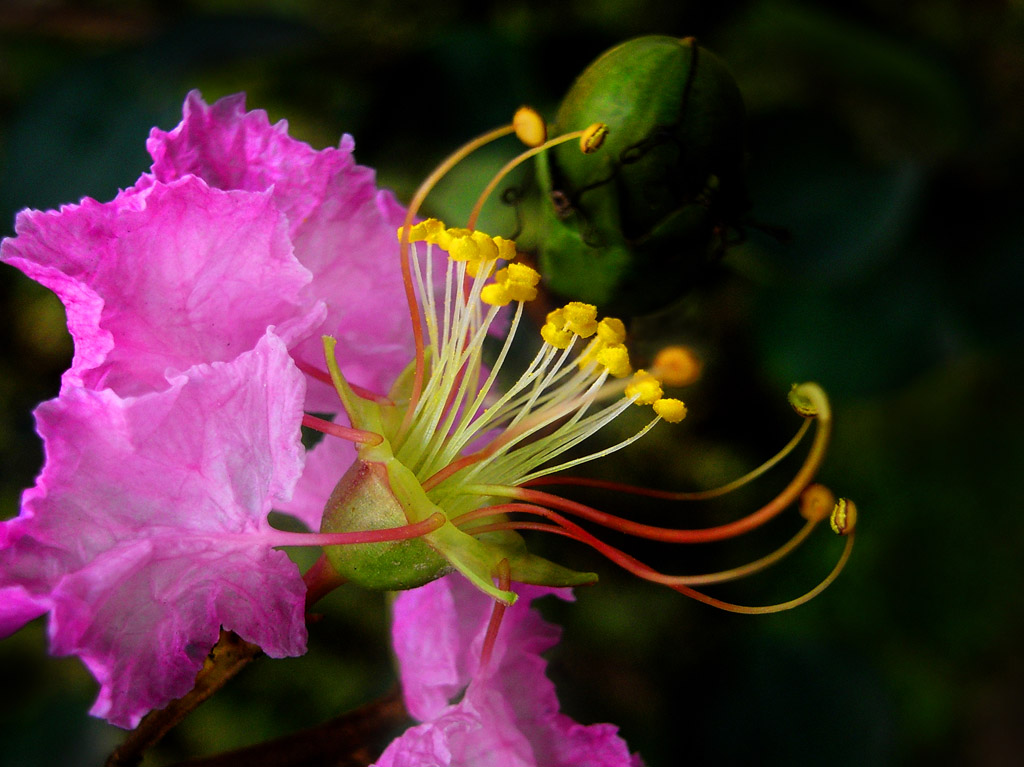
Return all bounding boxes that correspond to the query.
[0,586,50,638]
[1,177,323,398]
[145,91,414,409]
[0,332,308,727]
[379,576,641,767]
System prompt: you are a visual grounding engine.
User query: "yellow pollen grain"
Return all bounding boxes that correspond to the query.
[596,344,632,378]
[481,283,511,307]
[493,236,517,261]
[398,218,445,243]
[562,302,598,338]
[471,231,499,261]
[625,370,663,405]
[541,322,574,349]
[502,263,540,302]
[653,345,701,387]
[597,317,626,345]
[513,106,547,147]
[447,236,479,262]
[653,398,687,423]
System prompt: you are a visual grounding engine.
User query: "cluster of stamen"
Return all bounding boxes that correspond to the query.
[297,106,856,619]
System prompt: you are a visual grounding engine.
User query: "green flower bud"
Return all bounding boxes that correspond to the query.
[321,459,452,590]
[520,35,749,316]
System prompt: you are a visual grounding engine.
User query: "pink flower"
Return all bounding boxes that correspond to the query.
[376,575,642,767]
[0,92,414,726]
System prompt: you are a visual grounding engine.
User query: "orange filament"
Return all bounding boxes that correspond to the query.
[301,413,383,446]
[479,558,512,669]
[396,123,518,440]
[466,125,607,231]
[521,417,811,501]
[456,503,853,615]
[469,397,828,544]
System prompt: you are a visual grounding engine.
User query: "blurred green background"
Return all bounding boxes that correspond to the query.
[1,1,1022,765]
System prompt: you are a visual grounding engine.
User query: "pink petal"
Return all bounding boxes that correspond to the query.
[0,332,308,727]
[145,91,414,408]
[1,177,323,398]
[380,576,640,766]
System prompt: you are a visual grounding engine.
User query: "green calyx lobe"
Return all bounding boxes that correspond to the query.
[319,338,598,605]
[520,35,749,316]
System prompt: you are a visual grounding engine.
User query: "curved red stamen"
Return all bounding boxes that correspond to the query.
[458,503,852,614]
[501,408,829,543]
[295,360,393,404]
[521,419,812,501]
[302,414,383,446]
[272,512,446,548]
[479,558,511,669]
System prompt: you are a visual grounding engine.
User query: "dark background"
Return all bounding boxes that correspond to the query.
[1,1,1022,765]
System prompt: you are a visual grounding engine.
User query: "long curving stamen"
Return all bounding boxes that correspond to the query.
[466,382,832,543]
[521,418,812,501]
[302,414,383,446]
[456,503,853,614]
[478,558,511,669]
[466,124,608,231]
[456,502,820,585]
[263,513,446,551]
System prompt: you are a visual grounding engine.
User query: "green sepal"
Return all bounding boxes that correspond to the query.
[476,529,599,587]
[321,335,387,437]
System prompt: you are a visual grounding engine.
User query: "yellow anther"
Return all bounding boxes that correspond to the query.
[513,106,547,148]
[505,262,540,286]
[541,322,574,349]
[481,283,511,307]
[596,344,632,378]
[625,370,663,405]
[493,235,517,261]
[580,122,609,154]
[788,383,819,418]
[597,317,626,345]
[434,226,472,251]
[799,483,836,523]
[472,231,499,261]
[653,398,687,423]
[652,345,701,387]
[448,235,479,262]
[830,498,858,536]
[502,263,540,302]
[482,262,540,306]
[562,302,599,338]
[546,307,566,330]
[397,218,446,243]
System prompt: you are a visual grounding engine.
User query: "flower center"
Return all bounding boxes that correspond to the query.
[301,107,856,614]
[389,218,685,525]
